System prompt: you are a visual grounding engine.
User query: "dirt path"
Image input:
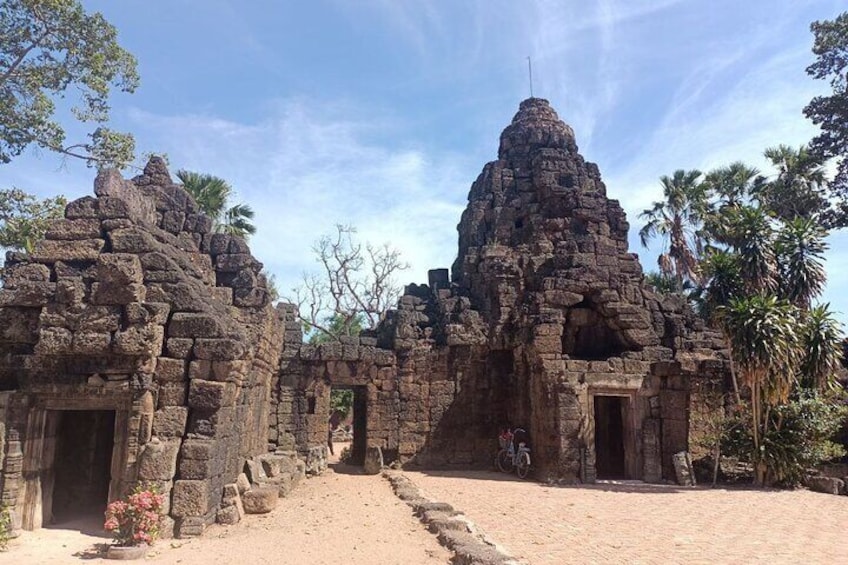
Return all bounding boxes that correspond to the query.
[405,470,848,565]
[1,461,450,565]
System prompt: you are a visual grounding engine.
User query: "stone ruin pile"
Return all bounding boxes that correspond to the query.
[0,98,731,538]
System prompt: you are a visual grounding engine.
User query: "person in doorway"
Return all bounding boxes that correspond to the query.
[328,410,342,455]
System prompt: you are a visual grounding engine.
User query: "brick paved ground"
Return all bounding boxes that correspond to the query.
[405,470,848,565]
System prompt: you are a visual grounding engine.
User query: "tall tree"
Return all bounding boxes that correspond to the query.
[175,170,256,239]
[756,145,829,223]
[723,294,801,485]
[638,169,708,290]
[291,224,409,341]
[804,11,848,227]
[0,0,139,168]
[773,217,828,310]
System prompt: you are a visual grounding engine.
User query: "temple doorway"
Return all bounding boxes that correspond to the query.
[593,396,627,479]
[50,410,116,522]
[328,386,367,466]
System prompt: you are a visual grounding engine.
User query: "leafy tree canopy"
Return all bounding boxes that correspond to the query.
[0,0,139,168]
[804,11,848,226]
[0,187,65,254]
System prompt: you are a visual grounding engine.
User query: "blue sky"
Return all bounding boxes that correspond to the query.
[3,0,848,325]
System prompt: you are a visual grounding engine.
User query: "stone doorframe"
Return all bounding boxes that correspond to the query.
[17,391,140,530]
[583,388,642,482]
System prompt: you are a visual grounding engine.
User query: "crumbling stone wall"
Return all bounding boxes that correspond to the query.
[0,158,283,537]
[275,99,729,483]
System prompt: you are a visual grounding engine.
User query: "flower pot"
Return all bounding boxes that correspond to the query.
[106,544,149,560]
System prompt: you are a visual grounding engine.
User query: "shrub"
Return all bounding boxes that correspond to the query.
[104,484,166,547]
[722,391,848,486]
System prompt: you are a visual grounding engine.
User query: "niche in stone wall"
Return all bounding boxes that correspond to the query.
[562,299,627,360]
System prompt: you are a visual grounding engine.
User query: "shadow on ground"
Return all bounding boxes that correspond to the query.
[406,468,776,495]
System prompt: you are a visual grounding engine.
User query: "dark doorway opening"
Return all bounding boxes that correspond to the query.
[51,410,116,522]
[594,396,626,479]
[562,301,627,360]
[330,386,367,466]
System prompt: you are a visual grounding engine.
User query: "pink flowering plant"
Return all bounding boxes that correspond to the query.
[104,484,165,547]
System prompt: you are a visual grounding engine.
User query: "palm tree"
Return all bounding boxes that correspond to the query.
[702,161,763,210]
[219,202,256,238]
[757,145,827,223]
[774,217,828,310]
[176,170,256,239]
[639,170,708,290]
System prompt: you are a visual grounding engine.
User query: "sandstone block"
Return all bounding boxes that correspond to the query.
[137,438,181,481]
[236,473,251,494]
[166,338,194,358]
[180,438,216,461]
[30,238,104,262]
[169,313,224,338]
[155,357,187,382]
[244,459,267,484]
[109,228,159,253]
[34,326,72,354]
[241,486,278,514]
[216,504,242,525]
[152,407,189,437]
[363,446,384,475]
[193,338,245,360]
[171,481,210,518]
[113,324,164,356]
[188,380,235,410]
[64,196,98,219]
[44,218,102,240]
[71,331,111,354]
[807,476,844,496]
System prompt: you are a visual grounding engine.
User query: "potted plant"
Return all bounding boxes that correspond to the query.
[103,484,165,560]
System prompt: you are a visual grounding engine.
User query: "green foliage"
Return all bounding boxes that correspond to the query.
[306,312,364,344]
[775,218,828,310]
[175,170,256,239]
[722,393,848,487]
[0,0,139,168]
[0,188,66,253]
[330,389,354,419]
[0,504,10,551]
[799,305,843,390]
[757,145,829,223]
[804,11,848,226]
[638,169,708,289]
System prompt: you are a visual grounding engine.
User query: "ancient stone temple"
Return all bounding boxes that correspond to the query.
[0,159,285,537]
[0,98,729,539]
[272,98,729,483]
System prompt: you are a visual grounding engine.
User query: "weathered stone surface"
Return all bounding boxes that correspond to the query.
[188,380,235,410]
[363,446,384,474]
[806,476,844,496]
[30,238,104,262]
[171,480,210,518]
[241,486,278,514]
[138,438,181,481]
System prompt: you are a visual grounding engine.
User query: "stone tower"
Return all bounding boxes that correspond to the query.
[450,98,728,480]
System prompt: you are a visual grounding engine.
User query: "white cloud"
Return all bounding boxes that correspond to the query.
[127,99,470,304]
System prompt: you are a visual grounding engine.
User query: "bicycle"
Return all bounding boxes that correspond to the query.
[495,427,531,479]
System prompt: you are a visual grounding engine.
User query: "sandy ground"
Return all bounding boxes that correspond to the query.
[0,442,450,565]
[405,469,848,565]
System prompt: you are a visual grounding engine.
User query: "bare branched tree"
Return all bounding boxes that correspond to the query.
[289,224,409,341]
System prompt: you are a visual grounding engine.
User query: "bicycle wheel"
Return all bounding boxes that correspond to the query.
[516,450,531,479]
[496,449,513,473]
